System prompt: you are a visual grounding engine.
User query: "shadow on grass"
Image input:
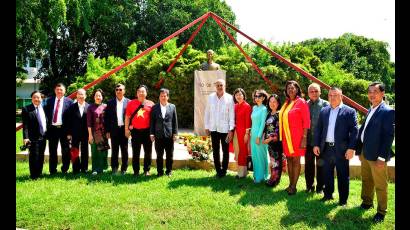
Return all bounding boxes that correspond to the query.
[167,174,375,229]
[16,169,160,185]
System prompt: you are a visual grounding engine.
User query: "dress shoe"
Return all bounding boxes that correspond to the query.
[320,196,334,202]
[157,172,164,177]
[166,171,172,177]
[373,213,385,223]
[360,203,374,210]
[287,187,297,195]
[338,201,347,207]
[144,171,151,176]
[305,187,315,193]
[216,172,225,178]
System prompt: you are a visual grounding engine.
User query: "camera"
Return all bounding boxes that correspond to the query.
[20,142,31,151]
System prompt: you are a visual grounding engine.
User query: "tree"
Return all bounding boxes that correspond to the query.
[16,0,237,94]
[301,33,395,92]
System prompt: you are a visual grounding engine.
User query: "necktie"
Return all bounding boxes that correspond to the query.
[52,98,61,123]
[36,107,45,135]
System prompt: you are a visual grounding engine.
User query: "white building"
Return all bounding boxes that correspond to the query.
[16,59,42,99]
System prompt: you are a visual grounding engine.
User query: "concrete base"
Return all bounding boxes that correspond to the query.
[16,129,394,181]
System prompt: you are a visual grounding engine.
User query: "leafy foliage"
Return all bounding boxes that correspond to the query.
[69,35,394,128]
[16,0,236,94]
[301,33,395,92]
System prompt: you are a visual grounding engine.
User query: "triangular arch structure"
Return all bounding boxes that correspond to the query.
[16,12,367,131]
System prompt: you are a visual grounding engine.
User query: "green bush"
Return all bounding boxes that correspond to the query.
[68,38,384,128]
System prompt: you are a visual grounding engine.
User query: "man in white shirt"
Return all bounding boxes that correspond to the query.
[150,88,178,176]
[356,82,395,223]
[204,79,235,178]
[22,90,48,179]
[65,88,89,174]
[104,84,130,175]
[44,83,73,174]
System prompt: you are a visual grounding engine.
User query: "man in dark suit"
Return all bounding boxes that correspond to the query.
[356,82,395,223]
[104,84,130,175]
[150,88,178,176]
[313,86,358,207]
[22,91,48,179]
[44,83,73,174]
[65,88,89,174]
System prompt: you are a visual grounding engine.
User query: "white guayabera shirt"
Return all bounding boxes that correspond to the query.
[204,92,235,133]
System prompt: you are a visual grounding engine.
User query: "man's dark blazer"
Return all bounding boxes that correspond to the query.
[356,102,395,161]
[44,96,73,131]
[314,104,358,158]
[104,97,130,135]
[22,104,47,141]
[64,102,89,140]
[150,103,178,139]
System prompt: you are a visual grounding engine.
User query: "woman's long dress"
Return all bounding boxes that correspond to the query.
[87,103,109,173]
[250,105,269,183]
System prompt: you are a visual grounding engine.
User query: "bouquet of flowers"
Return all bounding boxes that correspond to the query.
[185,135,212,161]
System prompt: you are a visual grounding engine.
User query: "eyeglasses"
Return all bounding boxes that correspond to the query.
[115,88,123,92]
[254,95,263,98]
[309,90,319,93]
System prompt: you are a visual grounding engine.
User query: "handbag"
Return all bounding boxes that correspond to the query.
[247,155,253,171]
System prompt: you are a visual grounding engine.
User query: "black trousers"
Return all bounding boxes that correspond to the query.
[28,138,46,179]
[305,145,324,190]
[71,136,89,173]
[110,126,129,172]
[322,144,350,204]
[155,137,174,174]
[48,126,70,173]
[131,128,152,173]
[210,131,229,175]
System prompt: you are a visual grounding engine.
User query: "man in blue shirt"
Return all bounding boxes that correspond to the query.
[314,87,358,207]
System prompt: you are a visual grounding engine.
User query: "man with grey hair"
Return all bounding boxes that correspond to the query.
[200,49,221,71]
[314,86,358,207]
[305,83,329,193]
[65,88,89,173]
[205,78,235,178]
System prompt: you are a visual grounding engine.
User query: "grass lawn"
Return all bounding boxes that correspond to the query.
[16,161,395,229]
[16,129,23,153]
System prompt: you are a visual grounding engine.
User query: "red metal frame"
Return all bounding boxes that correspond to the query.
[209,12,367,114]
[211,14,276,92]
[154,14,209,88]
[17,11,368,132]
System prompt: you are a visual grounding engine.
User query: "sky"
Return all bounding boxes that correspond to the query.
[224,0,395,62]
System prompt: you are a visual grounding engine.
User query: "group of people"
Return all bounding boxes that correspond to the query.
[204,79,394,223]
[22,76,394,223]
[22,83,178,179]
